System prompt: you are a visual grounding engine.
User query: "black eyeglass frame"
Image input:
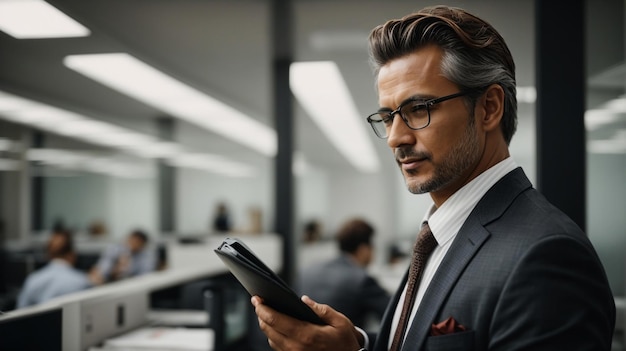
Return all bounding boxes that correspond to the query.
[366,90,471,139]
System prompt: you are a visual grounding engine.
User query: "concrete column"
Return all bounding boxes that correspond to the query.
[535,0,586,230]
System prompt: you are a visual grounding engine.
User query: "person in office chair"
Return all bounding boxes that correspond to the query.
[17,230,92,308]
[251,5,615,351]
[90,229,156,284]
[297,218,390,333]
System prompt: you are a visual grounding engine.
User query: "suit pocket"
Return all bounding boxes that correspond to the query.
[424,330,475,351]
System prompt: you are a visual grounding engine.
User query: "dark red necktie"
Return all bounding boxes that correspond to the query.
[389,222,438,351]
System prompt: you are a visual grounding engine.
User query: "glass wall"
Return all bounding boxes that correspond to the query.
[586,0,625,297]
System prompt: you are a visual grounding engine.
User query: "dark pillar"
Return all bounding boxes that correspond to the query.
[272,0,295,284]
[535,0,586,230]
[157,117,176,235]
[31,130,45,232]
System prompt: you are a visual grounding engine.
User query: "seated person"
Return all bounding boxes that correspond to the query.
[296,218,391,330]
[90,229,156,284]
[17,230,92,308]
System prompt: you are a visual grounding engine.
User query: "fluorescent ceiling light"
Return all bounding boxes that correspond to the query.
[64,53,276,157]
[516,86,536,104]
[290,61,380,173]
[27,148,154,178]
[585,96,626,131]
[587,136,626,154]
[585,109,621,131]
[0,0,90,39]
[605,96,626,112]
[0,92,37,111]
[0,90,256,177]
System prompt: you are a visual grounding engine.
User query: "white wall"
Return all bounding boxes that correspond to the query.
[296,167,330,238]
[176,167,274,235]
[44,174,158,240]
[44,174,111,234]
[109,177,158,240]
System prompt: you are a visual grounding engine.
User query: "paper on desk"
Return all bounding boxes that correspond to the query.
[103,327,213,351]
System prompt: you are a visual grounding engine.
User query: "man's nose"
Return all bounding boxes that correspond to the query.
[387,114,413,148]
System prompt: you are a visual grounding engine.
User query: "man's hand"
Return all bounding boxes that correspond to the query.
[252,295,363,351]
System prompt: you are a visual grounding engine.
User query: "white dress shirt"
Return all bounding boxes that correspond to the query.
[388,157,518,348]
[17,259,92,308]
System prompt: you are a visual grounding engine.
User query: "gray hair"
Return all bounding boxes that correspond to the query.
[368,5,517,144]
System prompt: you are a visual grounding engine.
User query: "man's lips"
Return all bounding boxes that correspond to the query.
[397,157,426,171]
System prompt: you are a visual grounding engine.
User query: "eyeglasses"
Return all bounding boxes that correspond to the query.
[366,91,470,139]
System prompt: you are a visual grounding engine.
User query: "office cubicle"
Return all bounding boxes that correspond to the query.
[0,233,281,351]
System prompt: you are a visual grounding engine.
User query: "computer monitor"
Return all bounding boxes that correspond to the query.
[0,306,63,351]
[203,279,250,351]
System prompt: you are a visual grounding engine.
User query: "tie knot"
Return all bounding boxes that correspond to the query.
[415,222,437,255]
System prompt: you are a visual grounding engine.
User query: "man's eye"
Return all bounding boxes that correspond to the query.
[382,114,394,125]
[405,101,427,113]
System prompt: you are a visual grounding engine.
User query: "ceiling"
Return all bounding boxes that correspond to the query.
[0,0,623,177]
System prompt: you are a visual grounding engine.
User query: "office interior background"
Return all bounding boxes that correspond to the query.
[0,0,624,349]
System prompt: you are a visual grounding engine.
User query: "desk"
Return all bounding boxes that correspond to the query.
[90,327,214,351]
[148,309,209,327]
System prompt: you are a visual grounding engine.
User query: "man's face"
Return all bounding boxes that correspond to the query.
[376,45,483,203]
[128,235,145,253]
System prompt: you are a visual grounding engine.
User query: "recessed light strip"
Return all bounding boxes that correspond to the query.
[26,148,154,178]
[0,0,90,39]
[0,91,255,177]
[64,53,277,157]
[288,79,535,170]
[290,61,380,173]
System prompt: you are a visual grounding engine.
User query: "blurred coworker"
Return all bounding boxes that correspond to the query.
[297,218,391,329]
[302,219,322,243]
[212,202,232,233]
[90,229,156,284]
[17,230,92,308]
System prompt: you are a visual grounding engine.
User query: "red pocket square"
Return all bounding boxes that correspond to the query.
[431,316,467,336]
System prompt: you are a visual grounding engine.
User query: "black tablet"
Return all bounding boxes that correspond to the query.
[214,238,325,325]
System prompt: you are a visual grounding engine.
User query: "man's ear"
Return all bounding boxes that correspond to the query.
[478,83,504,132]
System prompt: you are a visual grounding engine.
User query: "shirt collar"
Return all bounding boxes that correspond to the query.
[423,157,518,245]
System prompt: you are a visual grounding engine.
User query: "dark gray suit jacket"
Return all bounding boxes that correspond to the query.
[373,168,616,351]
[297,254,390,329]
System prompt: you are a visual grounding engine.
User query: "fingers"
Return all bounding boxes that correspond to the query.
[252,296,303,350]
[251,295,361,351]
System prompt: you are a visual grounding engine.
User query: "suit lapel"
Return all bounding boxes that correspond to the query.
[400,218,490,350]
[398,168,532,350]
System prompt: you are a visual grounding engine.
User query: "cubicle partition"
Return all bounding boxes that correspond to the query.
[0,234,281,351]
[0,303,64,350]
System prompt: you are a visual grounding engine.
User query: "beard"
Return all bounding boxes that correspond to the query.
[398,117,481,194]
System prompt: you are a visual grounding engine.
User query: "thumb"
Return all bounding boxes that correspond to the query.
[302,295,362,348]
[301,295,343,325]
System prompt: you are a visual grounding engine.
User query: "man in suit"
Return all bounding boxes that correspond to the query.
[297,218,390,331]
[17,230,92,308]
[252,5,616,351]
